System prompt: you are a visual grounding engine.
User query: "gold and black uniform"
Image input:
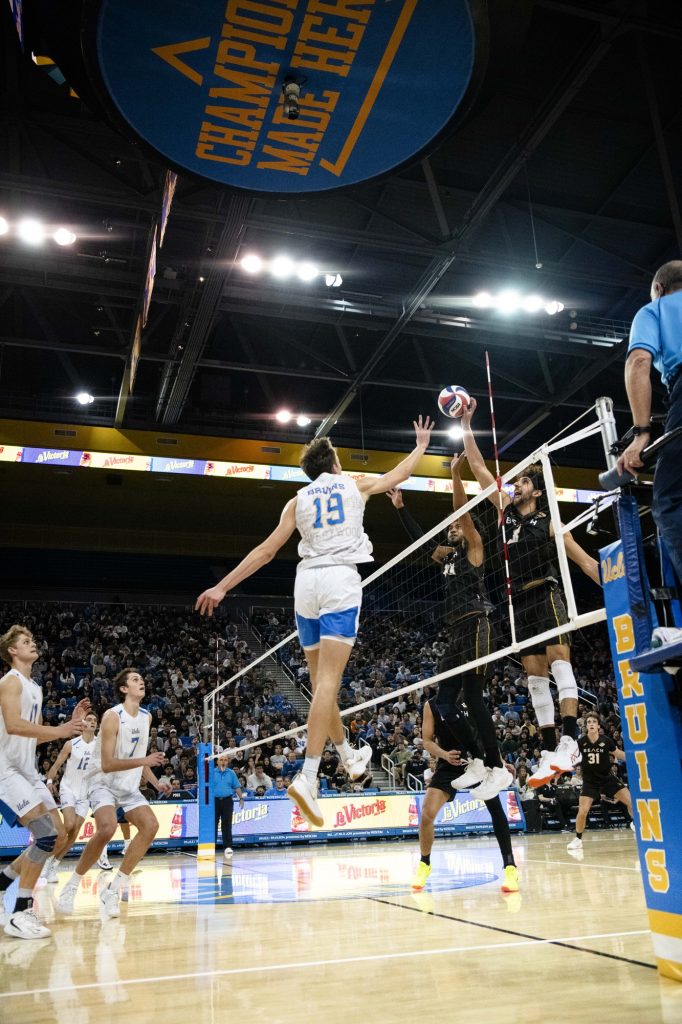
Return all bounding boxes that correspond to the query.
[502,505,570,654]
[578,734,624,801]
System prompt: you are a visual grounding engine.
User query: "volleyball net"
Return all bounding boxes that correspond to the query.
[202,400,617,760]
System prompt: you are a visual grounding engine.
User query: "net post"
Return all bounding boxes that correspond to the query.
[539,451,578,622]
[596,396,618,470]
[197,741,215,860]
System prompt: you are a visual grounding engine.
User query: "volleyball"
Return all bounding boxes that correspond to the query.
[437,385,470,419]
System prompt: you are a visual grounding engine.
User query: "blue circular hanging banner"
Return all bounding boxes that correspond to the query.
[84,0,482,194]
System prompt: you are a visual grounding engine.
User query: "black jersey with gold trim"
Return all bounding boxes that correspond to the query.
[502,506,558,591]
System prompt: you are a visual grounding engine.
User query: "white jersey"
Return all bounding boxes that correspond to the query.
[61,736,95,798]
[0,669,42,778]
[296,473,373,571]
[89,703,151,794]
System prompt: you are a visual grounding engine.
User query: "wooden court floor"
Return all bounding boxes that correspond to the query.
[1,830,681,1024]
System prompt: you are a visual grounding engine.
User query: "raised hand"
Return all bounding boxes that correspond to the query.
[450,452,467,475]
[71,698,91,722]
[413,414,434,448]
[195,585,226,618]
[386,488,404,509]
[461,397,477,428]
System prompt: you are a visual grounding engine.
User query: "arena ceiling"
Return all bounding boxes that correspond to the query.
[1,0,681,469]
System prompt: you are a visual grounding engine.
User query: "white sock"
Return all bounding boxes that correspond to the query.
[109,871,130,894]
[123,840,131,854]
[302,756,320,786]
[67,871,83,890]
[335,740,354,763]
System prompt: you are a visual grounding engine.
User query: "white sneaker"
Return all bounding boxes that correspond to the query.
[528,750,558,788]
[4,909,51,940]
[473,765,514,801]
[45,858,59,884]
[651,626,682,648]
[630,821,636,833]
[549,736,580,774]
[97,851,112,871]
[567,836,583,851]
[223,847,233,859]
[287,773,323,827]
[100,886,120,918]
[344,746,373,781]
[56,886,78,915]
[451,758,486,791]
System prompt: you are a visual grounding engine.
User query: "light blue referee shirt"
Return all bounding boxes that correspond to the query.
[214,766,241,798]
[628,290,682,388]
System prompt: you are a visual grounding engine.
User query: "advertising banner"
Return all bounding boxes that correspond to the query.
[21,447,84,467]
[150,457,208,475]
[82,451,151,472]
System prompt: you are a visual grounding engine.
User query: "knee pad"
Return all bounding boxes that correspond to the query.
[551,659,578,703]
[26,814,58,864]
[527,675,555,728]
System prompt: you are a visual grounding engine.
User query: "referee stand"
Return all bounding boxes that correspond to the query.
[599,423,682,983]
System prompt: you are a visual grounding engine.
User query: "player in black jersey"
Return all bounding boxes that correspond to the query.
[462,399,600,787]
[567,713,633,853]
[411,689,519,893]
[389,453,512,801]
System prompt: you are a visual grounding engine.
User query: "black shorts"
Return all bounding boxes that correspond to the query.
[440,614,495,678]
[514,583,570,655]
[428,761,465,797]
[581,775,625,801]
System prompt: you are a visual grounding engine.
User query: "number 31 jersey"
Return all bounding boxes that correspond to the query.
[88,704,151,794]
[296,473,373,570]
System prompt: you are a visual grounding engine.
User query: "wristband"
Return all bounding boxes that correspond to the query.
[631,425,651,436]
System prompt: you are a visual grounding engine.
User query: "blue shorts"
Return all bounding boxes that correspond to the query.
[294,565,362,649]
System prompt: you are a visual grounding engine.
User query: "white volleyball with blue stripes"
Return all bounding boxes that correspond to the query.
[437,385,470,419]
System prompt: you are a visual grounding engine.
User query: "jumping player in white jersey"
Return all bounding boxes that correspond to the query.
[0,625,89,940]
[57,668,171,917]
[42,712,98,884]
[197,416,434,826]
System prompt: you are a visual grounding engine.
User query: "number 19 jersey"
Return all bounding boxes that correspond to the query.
[296,473,373,571]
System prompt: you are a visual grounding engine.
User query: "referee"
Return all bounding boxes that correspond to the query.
[214,755,244,859]
[619,260,682,600]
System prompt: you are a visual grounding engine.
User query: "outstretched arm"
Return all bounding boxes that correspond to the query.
[196,498,298,616]
[450,453,484,566]
[461,399,509,510]
[357,417,433,496]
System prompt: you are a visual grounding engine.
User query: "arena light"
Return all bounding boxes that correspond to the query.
[241,253,262,274]
[472,291,493,308]
[325,273,343,287]
[470,290,566,316]
[17,217,46,245]
[275,409,292,423]
[75,391,95,405]
[522,294,544,313]
[53,227,77,246]
[271,255,294,279]
[447,425,463,442]
[496,289,521,314]
[0,216,8,235]
[296,414,311,427]
[544,300,565,315]
[296,261,318,282]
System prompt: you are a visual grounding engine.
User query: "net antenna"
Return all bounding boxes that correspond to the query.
[485,350,516,647]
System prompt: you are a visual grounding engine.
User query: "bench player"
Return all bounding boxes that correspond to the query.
[197,416,434,826]
[0,625,88,939]
[461,399,600,786]
[57,668,171,917]
[42,711,98,883]
[567,713,633,853]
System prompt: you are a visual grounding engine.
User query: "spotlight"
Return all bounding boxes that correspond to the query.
[522,294,544,313]
[297,262,318,282]
[0,216,8,235]
[472,291,493,308]
[53,227,77,246]
[198,276,205,283]
[496,289,521,314]
[75,392,95,405]
[544,300,564,315]
[271,256,294,279]
[241,254,262,274]
[275,409,292,423]
[324,273,343,287]
[296,414,311,427]
[17,218,46,245]
[447,425,463,442]
[282,77,302,121]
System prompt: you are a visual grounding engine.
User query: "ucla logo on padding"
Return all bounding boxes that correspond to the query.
[86,0,481,194]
